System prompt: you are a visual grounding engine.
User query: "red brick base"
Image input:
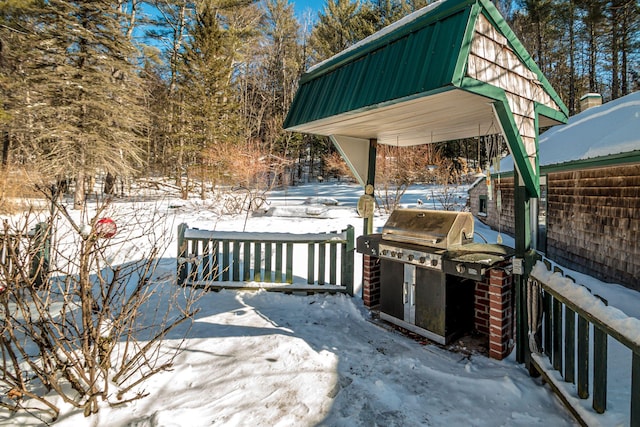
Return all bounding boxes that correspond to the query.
[362,255,380,307]
[475,266,514,360]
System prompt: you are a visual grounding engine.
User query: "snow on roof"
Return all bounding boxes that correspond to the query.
[500,91,640,171]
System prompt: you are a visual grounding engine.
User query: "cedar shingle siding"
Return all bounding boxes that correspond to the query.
[469,164,640,291]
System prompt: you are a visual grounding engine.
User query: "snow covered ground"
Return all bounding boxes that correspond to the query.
[3,182,637,426]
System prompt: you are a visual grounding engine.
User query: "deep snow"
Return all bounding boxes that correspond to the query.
[3,182,637,426]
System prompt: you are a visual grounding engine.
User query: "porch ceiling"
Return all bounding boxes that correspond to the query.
[287,88,500,147]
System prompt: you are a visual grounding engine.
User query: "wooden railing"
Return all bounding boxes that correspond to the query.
[177,224,355,295]
[528,260,640,426]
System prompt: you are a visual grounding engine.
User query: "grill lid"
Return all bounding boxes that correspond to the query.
[382,209,474,249]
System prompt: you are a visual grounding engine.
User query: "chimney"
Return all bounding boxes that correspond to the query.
[580,93,602,111]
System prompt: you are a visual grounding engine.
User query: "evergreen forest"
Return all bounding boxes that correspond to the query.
[1,0,638,207]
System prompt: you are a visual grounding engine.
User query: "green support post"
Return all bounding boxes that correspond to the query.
[364,139,377,236]
[514,172,532,366]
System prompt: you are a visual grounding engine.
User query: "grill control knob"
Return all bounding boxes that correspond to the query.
[381,249,389,256]
[397,252,403,259]
[456,263,466,274]
[408,254,414,261]
[390,251,396,257]
[431,259,439,267]
[419,256,426,264]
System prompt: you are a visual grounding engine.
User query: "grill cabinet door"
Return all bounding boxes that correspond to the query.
[415,268,446,336]
[380,259,404,320]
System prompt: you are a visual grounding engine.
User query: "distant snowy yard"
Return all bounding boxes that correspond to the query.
[5,182,637,426]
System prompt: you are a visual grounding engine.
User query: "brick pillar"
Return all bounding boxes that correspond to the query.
[488,267,514,360]
[474,281,490,336]
[362,255,380,307]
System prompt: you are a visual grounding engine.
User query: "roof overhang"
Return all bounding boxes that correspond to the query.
[288,88,498,147]
[287,87,563,148]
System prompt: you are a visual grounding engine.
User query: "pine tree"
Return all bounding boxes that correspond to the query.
[2,1,147,208]
[310,0,377,61]
[575,0,607,93]
[178,0,260,196]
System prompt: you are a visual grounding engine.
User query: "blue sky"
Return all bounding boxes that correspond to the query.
[291,0,326,19]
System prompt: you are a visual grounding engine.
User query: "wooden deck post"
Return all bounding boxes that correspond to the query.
[177,223,187,286]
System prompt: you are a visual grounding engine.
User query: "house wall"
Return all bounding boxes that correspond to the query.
[468,176,515,237]
[469,164,640,291]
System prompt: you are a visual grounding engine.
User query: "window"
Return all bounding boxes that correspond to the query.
[479,195,487,216]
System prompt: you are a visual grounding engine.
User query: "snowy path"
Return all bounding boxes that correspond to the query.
[68,290,576,427]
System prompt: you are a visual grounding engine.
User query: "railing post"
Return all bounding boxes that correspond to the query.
[577,315,590,399]
[564,307,576,384]
[343,225,355,296]
[177,223,188,286]
[632,350,639,427]
[254,242,262,282]
[329,243,337,285]
[264,243,273,282]
[285,243,293,283]
[203,240,211,280]
[553,297,563,371]
[222,241,230,281]
[318,243,326,285]
[232,241,240,281]
[243,241,251,281]
[189,238,199,281]
[593,325,608,414]
[307,243,315,285]
[275,243,283,283]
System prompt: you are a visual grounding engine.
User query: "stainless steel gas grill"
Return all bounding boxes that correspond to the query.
[357,209,514,345]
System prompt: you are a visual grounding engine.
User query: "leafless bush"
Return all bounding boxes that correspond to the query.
[375,145,443,213]
[374,144,469,213]
[0,196,205,423]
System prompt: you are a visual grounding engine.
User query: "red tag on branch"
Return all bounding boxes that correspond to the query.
[95,218,117,238]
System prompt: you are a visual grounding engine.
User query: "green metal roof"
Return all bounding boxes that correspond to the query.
[285,1,472,128]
